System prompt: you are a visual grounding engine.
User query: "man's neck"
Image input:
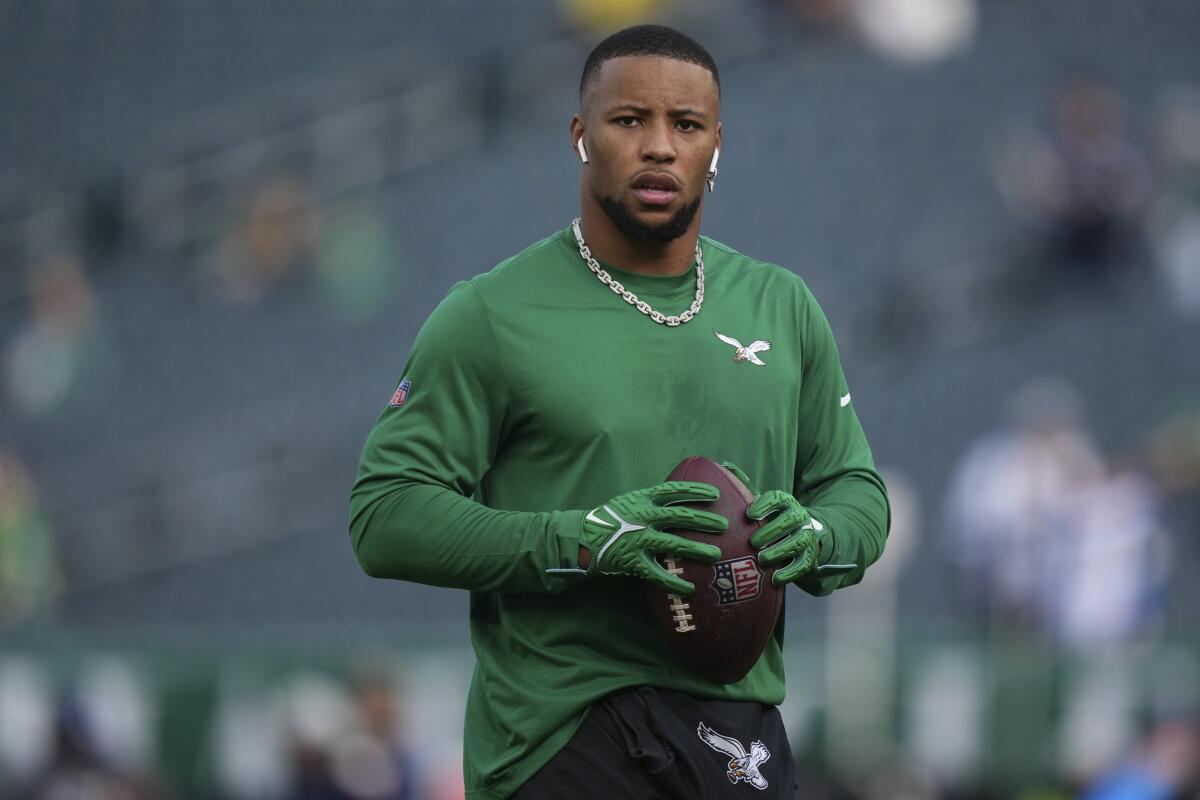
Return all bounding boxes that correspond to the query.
[576,205,701,277]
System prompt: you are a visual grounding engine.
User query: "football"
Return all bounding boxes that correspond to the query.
[646,456,784,684]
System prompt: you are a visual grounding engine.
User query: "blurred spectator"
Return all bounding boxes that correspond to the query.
[279,673,356,800]
[992,74,1152,285]
[755,0,854,34]
[314,196,400,324]
[946,380,1170,648]
[74,659,161,783]
[3,253,117,417]
[1146,84,1200,317]
[945,379,1103,633]
[1052,460,1169,648]
[19,689,174,800]
[341,660,421,800]
[198,171,319,308]
[278,666,428,800]
[559,0,672,36]
[850,0,977,65]
[0,659,54,790]
[81,177,129,262]
[1147,409,1200,497]
[0,448,61,628]
[214,665,430,800]
[211,675,290,800]
[1146,408,1200,639]
[1083,718,1200,800]
[756,0,977,58]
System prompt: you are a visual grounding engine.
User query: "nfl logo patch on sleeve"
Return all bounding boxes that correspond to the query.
[389,378,411,408]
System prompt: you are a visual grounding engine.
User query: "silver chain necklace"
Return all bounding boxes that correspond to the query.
[570,217,704,327]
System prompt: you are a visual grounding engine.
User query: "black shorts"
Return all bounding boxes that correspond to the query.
[512,686,797,799]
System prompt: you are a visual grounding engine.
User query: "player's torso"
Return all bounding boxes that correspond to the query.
[459,235,801,790]
[475,233,809,505]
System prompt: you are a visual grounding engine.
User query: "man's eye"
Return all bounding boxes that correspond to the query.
[616,117,639,127]
[677,120,699,132]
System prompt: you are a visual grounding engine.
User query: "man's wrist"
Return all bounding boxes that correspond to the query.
[807,516,859,577]
[543,509,590,578]
[815,527,835,566]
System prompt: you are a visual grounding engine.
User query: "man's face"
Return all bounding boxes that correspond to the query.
[575,56,721,244]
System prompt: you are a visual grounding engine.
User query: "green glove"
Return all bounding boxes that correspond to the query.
[552,481,727,595]
[722,462,858,586]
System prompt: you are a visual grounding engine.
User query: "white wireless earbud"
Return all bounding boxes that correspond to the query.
[709,148,720,173]
[706,147,720,192]
[577,138,589,164]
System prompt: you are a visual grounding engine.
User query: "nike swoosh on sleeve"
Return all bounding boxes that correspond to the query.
[839,393,851,407]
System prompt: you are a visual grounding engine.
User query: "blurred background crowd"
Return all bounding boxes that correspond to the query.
[1,0,1199,797]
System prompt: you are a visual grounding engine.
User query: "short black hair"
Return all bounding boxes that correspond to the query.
[579,24,720,103]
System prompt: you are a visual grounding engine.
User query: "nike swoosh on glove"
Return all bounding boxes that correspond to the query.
[552,481,727,595]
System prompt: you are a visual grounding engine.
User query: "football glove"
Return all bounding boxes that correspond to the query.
[573,481,726,595]
[722,462,858,585]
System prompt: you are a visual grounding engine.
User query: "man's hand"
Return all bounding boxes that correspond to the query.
[722,462,858,586]
[578,481,726,595]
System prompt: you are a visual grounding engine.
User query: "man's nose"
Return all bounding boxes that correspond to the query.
[641,120,676,162]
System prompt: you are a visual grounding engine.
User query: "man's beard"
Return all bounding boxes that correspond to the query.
[598,193,702,244]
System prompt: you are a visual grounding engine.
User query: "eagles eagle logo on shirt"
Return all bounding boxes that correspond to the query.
[714,330,771,366]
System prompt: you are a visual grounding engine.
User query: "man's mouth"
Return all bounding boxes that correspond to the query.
[632,173,680,206]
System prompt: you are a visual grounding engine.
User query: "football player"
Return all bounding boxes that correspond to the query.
[350,24,889,799]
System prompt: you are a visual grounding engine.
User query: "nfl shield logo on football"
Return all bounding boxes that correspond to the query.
[389,378,412,408]
[710,557,763,605]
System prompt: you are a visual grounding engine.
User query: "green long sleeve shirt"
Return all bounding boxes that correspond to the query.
[349,226,889,798]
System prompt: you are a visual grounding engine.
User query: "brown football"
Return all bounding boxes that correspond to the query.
[646,456,784,684]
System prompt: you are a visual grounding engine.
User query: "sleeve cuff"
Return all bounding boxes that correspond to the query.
[815,520,838,567]
[541,510,589,589]
[795,511,862,596]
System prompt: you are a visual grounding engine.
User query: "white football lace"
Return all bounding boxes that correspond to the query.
[662,556,696,632]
